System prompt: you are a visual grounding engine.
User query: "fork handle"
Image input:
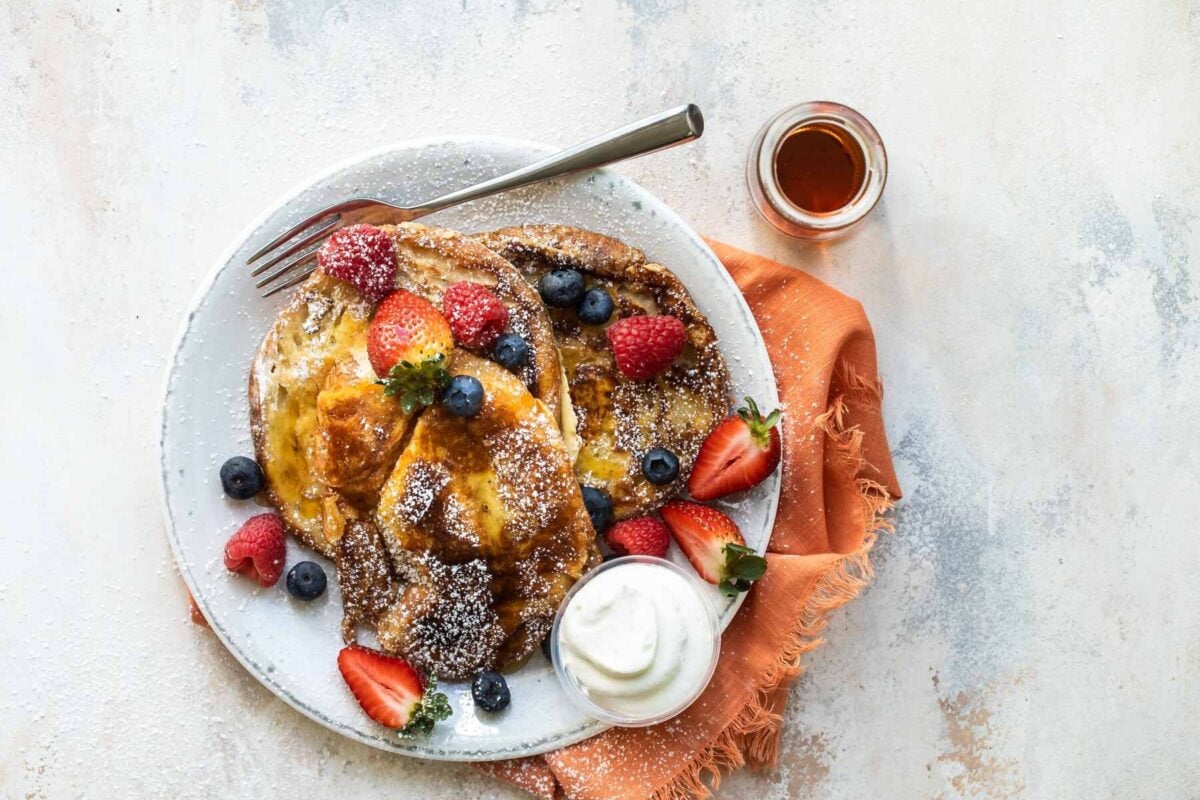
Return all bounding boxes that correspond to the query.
[409,104,704,217]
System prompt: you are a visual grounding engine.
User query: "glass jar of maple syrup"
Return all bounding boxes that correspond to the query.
[747,101,887,240]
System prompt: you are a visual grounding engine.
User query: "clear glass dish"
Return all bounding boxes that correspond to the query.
[550,556,721,727]
[747,100,887,240]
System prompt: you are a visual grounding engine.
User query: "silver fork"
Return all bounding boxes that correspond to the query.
[247,104,704,297]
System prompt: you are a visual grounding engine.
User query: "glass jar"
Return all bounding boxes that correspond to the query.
[747,101,887,240]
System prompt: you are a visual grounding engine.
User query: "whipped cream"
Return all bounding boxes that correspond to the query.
[557,561,717,722]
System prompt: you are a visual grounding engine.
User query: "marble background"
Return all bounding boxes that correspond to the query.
[3,1,1198,797]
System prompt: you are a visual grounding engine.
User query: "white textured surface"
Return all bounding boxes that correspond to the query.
[2,1,1198,798]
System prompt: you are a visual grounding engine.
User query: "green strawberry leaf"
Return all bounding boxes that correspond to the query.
[736,396,783,448]
[398,675,453,737]
[377,355,451,414]
[719,543,768,595]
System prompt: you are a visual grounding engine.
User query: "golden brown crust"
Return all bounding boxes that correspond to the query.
[248,224,589,677]
[472,225,733,519]
[248,224,567,558]
[387,223,563,424]
[372,352,598,677]
[248,271,372,558]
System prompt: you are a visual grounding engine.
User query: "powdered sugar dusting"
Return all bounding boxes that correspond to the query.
[162,138,778,761]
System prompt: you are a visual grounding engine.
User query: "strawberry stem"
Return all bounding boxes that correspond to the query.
[736,396,782,449]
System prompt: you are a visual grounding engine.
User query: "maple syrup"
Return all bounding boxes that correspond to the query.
[747,102,887,240]
[774,123,867,214]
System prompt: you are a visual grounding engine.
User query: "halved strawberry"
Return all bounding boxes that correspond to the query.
[687,397,782,501]
[660,500,767,597]
[337,645,452,736]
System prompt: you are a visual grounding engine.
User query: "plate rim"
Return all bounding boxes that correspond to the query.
[157,135,780,760]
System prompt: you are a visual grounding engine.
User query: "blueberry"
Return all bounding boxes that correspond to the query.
[602,553,620,563]
[220,456,264,500]
[581,486,614,534]
[641,448,680,485]
[538,268,586,308]
[576,288,614,325]
[492,332,529,370]
[286,561,327,601]
[472,670,511,713]
[443,375,484,417]
[541,635,553,663]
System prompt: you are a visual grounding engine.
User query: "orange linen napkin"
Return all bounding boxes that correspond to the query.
[476,241,902,800]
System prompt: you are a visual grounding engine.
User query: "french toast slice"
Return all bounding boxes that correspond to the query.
[471,225,732,520]
[372,351,599,679]
[249,270,376,556]
[249,223,567,557]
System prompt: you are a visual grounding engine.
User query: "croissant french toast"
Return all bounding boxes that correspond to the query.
[373,351,596,679]
[472,225,732,520]
[249,222,566,557]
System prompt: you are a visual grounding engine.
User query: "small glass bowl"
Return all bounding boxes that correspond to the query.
[747,100,887,240]
[550,556,721,727]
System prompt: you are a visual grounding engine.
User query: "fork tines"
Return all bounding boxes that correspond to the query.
[246,213,341,298]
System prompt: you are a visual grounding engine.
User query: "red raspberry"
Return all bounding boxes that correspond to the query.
[605,516,671,558]
[606,315,686,380]
[317,224,397,303]
[223,513,287,588]
[442,281,509,349]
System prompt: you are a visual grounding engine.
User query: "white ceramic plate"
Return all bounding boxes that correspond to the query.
[159,137,780,761]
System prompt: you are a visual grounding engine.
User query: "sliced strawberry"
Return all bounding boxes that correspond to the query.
[660,500,767,596]
[337,646,452,736]
[687,397,782,501]
[223,513,287,588]
[605,516,671,558]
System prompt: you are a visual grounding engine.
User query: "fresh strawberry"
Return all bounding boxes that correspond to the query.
[606,314,686,380]
[367,289,454,375]
[337,645,452,736]
[442,281,509,349]
[660,500,767,597]
[367,290,454,412]
[605,516,671,558]
[223,513,287,588]
[688,397,783,501]
[317,223,397,302]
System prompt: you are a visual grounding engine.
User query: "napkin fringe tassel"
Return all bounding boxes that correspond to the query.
[651,362,895,800]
